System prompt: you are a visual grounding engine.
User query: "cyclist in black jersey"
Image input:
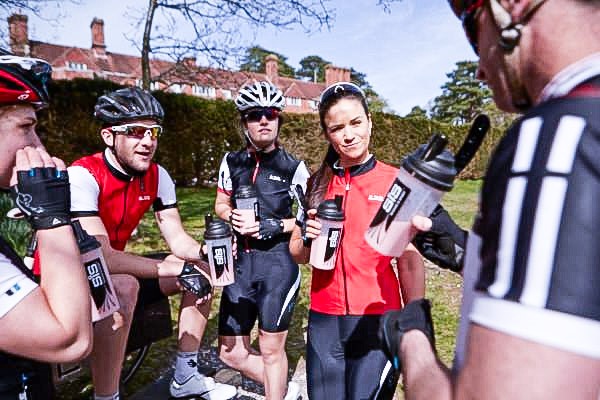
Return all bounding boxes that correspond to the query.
[0,51,92,399]
[381,1,600,399]
[215,81,309,400]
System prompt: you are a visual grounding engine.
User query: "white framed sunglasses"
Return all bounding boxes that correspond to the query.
[110,123,163,139]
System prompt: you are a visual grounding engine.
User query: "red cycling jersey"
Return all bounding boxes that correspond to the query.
[33,151,176,274]
[70,152,160,250]
[310,157,402,315]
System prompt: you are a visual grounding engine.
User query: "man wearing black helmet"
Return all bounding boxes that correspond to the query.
[67,87,236,400]
[0,52,92,399]
[381,0,600,399]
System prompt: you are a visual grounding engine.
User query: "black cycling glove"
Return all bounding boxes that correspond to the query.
[412,205,467,273]
[258,218,284,240]
[379,299,436,371]
[178,262,212,298]
[10,167,71,230]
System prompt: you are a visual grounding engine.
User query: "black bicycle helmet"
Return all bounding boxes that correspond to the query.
[94,87,164,124]
[0,48,51,109]
[235,81,285,112]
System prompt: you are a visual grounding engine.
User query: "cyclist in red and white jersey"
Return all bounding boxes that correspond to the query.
[67,87,236,400]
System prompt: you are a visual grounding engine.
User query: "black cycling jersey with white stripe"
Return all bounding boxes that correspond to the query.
[469,76,600,359]
[218,147,309,248]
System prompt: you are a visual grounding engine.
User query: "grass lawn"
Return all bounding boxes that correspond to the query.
[57,180,481,399]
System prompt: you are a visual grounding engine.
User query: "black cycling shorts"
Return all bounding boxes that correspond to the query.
[218,242,300,335]
[306,310,398,400]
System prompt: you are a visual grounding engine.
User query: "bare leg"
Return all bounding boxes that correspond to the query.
[259,330,289,400]
[158,277,209,352]
[89,274,139,396]
[219,335,264,382]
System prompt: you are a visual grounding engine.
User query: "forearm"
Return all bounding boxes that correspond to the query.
[215,201,233,221]
[289,225,310,263]
[98,236,182,277]
[167,232,203,261]
[398,246,426,303]
[35,226,93,360]
[401,331,452,400]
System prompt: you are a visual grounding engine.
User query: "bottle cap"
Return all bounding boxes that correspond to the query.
[71,220,101,253]
[204,214,233,240]
[402,134,457,191]
[234,185,257,199]
[317,197,345,221]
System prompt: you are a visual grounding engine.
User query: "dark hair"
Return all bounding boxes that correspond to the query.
[306,82,369,208]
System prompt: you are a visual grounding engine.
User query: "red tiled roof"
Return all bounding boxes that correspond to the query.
[28,40,328,106]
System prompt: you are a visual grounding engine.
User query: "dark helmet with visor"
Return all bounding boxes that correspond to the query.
[94,87,164,124]
[0,48,52,109]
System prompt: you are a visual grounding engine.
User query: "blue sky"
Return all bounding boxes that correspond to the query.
[25,0,476,115]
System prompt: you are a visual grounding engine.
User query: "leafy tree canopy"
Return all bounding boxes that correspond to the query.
[239,45,295,77]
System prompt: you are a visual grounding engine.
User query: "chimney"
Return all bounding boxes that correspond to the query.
[8,14,29,56]
[325,65,351,87]
[91,18,106,57]
[265,54,279,81]
[183,57,196,69]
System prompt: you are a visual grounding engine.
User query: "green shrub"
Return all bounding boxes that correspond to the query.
[38,78,504,184]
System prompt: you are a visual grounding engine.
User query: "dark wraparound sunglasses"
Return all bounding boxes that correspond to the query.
[244,108,280,123]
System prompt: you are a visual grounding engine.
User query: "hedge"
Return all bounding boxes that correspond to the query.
[37,78,505,184]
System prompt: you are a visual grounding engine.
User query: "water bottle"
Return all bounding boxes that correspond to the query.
[204,214,235,286]
[72,220,120,322]
[234,185,259,225]
[310,195,344,270]
[365,134,457,256]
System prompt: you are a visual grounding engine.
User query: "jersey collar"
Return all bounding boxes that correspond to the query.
[538,52,600,103]
[103,149,132,182]
[332,154,376,177]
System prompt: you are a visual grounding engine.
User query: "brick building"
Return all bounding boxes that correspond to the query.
[8,13,351,113]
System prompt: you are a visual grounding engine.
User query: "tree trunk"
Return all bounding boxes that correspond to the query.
[141,0,158,90]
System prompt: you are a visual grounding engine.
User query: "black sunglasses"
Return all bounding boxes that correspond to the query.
[460,0,485,55]
[244,108,280,123]
[318,82,366,111]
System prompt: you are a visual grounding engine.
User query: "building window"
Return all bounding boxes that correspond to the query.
[221,89,232,100]
[193,85,216,98]
[170,83,184,93]
[286,97,302,107]
[150,81,161,91]
[135,79,143,88]
[66,62,87,71]
[308,100,317,110]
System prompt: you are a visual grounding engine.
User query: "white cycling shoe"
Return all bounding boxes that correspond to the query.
[284,381,301,400]
[169,372,237,399]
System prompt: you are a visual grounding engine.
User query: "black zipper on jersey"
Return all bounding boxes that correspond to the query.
[115,180,131,245]
[341,167,351,314]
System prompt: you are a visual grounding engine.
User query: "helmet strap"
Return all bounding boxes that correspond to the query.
[487,0,548,111]
[243,126,279,153]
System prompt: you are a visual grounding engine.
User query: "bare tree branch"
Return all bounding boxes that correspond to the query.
[135,0,335,89]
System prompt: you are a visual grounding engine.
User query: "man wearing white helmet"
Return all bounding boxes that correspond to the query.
[214,81,309,400]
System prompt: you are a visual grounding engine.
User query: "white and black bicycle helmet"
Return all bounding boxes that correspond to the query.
[235,81,285,112]
[94,87,164,124]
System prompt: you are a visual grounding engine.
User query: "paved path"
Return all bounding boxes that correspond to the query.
[130,348,307,400]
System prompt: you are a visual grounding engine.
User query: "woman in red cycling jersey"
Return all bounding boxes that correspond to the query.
[289,82,425,400]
